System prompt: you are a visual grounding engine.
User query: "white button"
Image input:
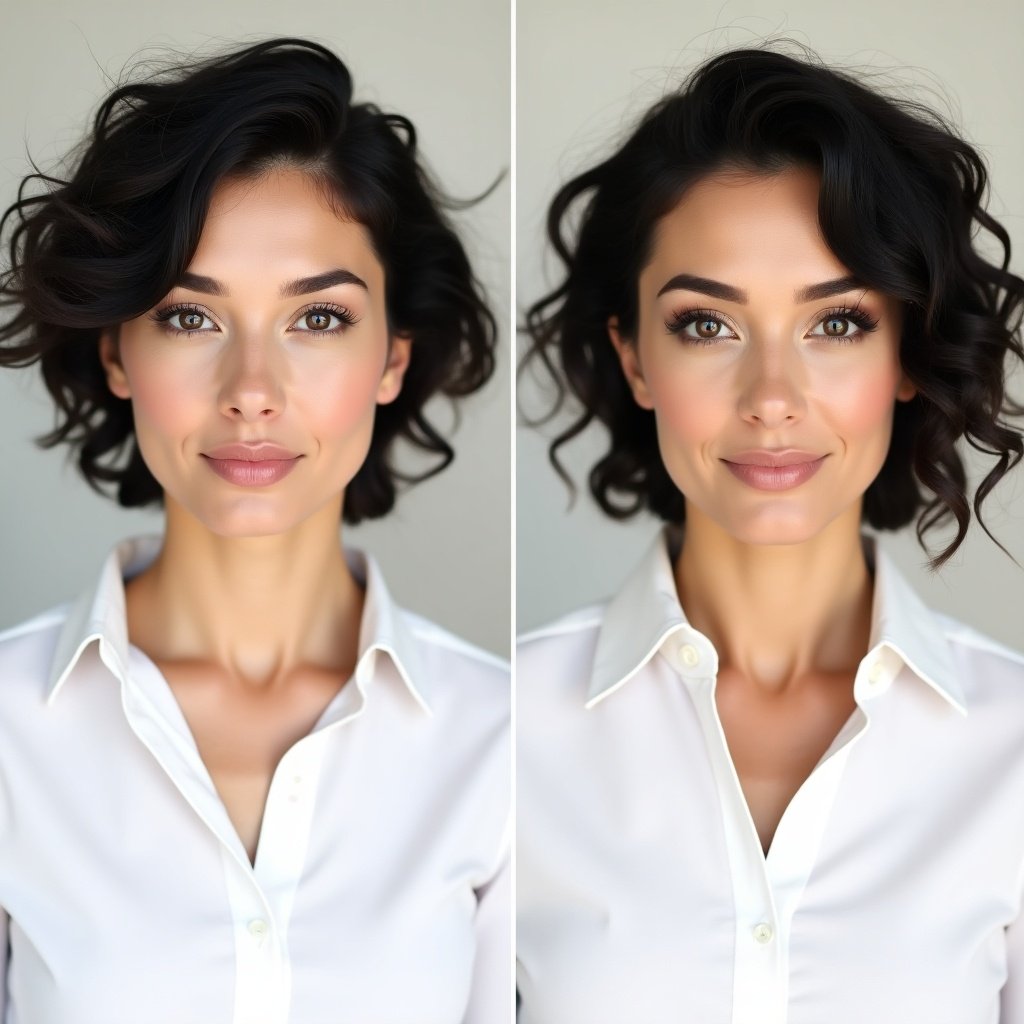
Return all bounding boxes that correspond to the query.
[678,643,700,668]
[248,918,268,939]
[752,922,774,944]
[867,661,885,684]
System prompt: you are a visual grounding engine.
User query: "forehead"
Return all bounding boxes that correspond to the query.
[645,164,849,287]
[189,168,383,286]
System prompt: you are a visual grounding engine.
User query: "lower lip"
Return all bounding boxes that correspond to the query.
[723,456,826,491]
[202,456,301,486]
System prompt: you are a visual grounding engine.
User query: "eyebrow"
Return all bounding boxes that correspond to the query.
[174,268,369,298]
[655,273,866,304]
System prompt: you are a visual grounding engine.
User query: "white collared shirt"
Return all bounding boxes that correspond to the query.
[517,529,1024,1024]
[0,534,510,1024]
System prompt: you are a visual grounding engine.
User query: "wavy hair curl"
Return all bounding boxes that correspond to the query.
[0,37,497,523]
[523,42,1024,568]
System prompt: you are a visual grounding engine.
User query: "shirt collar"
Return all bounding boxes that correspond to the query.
[45,533,430,714]
[586,527,966,715]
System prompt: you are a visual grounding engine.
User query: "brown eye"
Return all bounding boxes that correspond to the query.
[823,316,850,336]
[180,311,204,329]
[695,317,722,338]
[302,310,332,330]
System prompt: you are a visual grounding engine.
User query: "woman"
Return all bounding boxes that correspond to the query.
[517,43,1024,1023]
[0,38,509,1023]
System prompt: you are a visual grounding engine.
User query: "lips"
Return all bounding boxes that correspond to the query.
[721,450,828,492]
[202,442,301,462]
[723,449,825,468]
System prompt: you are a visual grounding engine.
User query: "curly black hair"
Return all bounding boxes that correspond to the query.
[0,36,497,524]
[523,42,1024,569]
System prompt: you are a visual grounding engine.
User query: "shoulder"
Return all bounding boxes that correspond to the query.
[399,608,509,721]
[518,601,606,660]
[935,611,1024,697]
[516,601,608,707]
[0,601,73,702]
[403,608,508,679]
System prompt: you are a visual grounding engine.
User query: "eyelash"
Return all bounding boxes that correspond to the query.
[663,305,881,346]
[147,301,361,337]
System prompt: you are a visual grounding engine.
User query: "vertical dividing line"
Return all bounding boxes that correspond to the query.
[508,0,518,1018]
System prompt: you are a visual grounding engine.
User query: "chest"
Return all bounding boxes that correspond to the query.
[713,668,858,854]
[518,666,1024,1024]
[155,662,347,864]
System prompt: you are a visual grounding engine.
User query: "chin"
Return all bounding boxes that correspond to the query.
[705,506,829,547]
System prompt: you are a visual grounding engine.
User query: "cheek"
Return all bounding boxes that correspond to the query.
[123,353,206,437]
[645,354,730,444]
[813,359,899,439]
[300,357,384,440]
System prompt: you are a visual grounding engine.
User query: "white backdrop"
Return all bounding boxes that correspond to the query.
[0,0,510,655]
[517,0,1024,647]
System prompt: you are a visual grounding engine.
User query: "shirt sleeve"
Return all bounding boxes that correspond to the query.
[1003,911,1024,1021]
[460,829,512,1024]
[1,903,9,1019]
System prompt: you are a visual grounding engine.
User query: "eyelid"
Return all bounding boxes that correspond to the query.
[149,300,360,335]
[664,303,879,342]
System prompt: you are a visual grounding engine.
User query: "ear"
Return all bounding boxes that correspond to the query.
[895,371,917,402]
[377,334,413,405]
[98,328,132,400]
[608,316,654,410]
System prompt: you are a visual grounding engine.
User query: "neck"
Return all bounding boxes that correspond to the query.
[673,504,874,693]
[124,494,363,688]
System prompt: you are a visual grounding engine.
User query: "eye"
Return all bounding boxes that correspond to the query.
[288,303,360,334]
[807,306,880,344]
[149,304,217,335]
[664,308,739,346]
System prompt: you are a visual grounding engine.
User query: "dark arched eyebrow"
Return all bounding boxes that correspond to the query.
[655,273,865,304]
[175,268,369,297]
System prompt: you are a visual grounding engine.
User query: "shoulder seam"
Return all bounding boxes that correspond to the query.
[517,611,604,645]
[406,620,509,673]
[0,606,69,646]
[941,622,1024,667]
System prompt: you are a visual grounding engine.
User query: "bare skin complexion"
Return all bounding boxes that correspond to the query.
[98,167,411,864]
[610,164,918,854]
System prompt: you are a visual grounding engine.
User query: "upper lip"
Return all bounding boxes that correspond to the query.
[723,449,826,467]
[203,442,301,462]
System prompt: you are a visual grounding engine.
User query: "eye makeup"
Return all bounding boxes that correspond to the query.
[147,301,361,337]
[663,303,880,346]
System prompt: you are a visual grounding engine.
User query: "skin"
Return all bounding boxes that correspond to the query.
[610,164,918,853]
[98,167,411,862]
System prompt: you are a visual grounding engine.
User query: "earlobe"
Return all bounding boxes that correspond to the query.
[895,372,918,402]
[608,317,654,410]
[98,328,131,400]
[377,334,413,405]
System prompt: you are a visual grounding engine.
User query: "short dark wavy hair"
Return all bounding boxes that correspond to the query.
[523,42,1024,569]
[0,37,497,524]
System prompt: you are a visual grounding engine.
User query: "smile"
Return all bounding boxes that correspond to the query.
[721,456,827,491]
[201,455,302,487]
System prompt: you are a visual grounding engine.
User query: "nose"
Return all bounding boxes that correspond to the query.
[735,340,807,429]
[217,334,286,421]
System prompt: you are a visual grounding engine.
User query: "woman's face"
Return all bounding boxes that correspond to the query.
[99,167,410,537]
[610,163,917,546]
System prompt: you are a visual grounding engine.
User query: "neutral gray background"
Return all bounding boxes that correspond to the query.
[0,0,510,656]
[518,0,1024,646]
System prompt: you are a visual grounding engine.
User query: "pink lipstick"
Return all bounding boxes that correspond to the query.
[722,450,827,492]
[201,441,302,487]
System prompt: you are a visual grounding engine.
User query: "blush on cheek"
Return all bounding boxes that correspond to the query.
[821,369,900,435]
[307,363,383,435]
[129,364,206,435]
[650,375,723,443]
